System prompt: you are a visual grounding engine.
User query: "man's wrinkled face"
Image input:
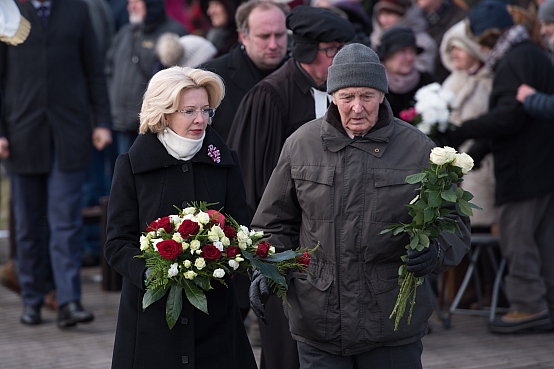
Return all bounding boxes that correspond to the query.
[239,6,287,70]
[332,87,385,137]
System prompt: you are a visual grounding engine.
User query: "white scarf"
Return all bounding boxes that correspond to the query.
[157,128,205,161]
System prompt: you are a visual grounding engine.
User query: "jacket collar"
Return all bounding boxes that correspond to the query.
[321,99,396,158]
[129,126,237,174]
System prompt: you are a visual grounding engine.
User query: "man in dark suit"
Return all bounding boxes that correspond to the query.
[198,0,290,143]
[0,0,112,328]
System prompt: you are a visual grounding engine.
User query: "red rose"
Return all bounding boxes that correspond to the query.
[146,216,173,233]
[202,244,222,260]
[256,241,271,258]
[178,219,200,238]
[223,225,236,239]
[156,240,182,260]
[207,209,225,228]
[297,251,311,268]
[226,246,239,258]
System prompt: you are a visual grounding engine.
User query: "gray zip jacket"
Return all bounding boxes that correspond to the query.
[252,101,470,355]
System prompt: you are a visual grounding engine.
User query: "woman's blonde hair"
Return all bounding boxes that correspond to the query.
[139,67,225,134]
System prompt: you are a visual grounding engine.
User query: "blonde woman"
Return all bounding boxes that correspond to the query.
[105,67,256,369]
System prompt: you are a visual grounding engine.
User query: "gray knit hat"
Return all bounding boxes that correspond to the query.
[538,0,554,23]
[327,43,388,94]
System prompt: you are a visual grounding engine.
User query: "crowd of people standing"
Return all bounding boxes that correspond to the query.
[1,0,554,368]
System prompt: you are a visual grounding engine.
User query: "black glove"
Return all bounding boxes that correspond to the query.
[405,239,441,277]
[249,269,271,325]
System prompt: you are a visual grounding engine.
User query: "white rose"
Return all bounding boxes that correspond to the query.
[184,270,197,280]
[269,246,276,255]
[195,258,206,270]
[139,235,150,251]
[221,236,230,246]
[213,268,225,278]
[169,214,181,226]
[196,211,210,224]
[190,240,201,250]
[183,260,191,268]
[237,230,250,243]
[253,231,264,238]
[430,146,457,166]
[183,207,196,215]
[182,213,195,220]
[196,250,202,255]
[228,259,240,270]
[240,225,250,234]
[167,263,179,278]
[172,233,183,243]
[182,242,189,250]
[453,153,474,174]
[238,242,247,250]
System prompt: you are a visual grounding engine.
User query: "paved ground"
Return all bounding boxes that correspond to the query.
[1,236,554,369]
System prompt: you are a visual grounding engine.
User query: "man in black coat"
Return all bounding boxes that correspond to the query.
[444,0,554,334]
[228,6,355,369]
[198,0,290,143]
[0,0,112,327]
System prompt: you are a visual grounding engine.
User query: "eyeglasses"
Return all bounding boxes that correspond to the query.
[176,108,216,119]
[318,44,345,58]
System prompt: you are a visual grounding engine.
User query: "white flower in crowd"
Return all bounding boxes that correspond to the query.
[253,231,264,238]
[438,88,455,105]
[195,258,206,270]
[430,146,457,166]
[190,240,201,251]
[183,260,192,268]
[240,225,250,234]
[196,211,210,224]
[156,229,164,237]
[235,256,244,263]
[168,263,179,277]
[182,242,189,251]
[172,233,183,243]
[184,270,197,280]
[208,225,224,242]
[418,122,432,135]
[213,268,225,278]
[182,213,195,220]
[269,246,276,254]
[228,259,240,270]
[421,109,438,125]
[213,241,224,252]
[453,152,474,174]
[183,207,196,215]
[140,235,150,251]
[195,250,202,255]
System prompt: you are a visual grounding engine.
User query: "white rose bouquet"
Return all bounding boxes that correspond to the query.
[399,83,455,138]
[136,202,315,329]
[380,147,480,331]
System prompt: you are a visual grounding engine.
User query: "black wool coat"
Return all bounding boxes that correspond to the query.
[104,127,257,369]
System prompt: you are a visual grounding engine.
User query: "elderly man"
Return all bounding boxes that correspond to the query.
[228,6,355,369]
[199,0,290,142]
[249,43,470,368]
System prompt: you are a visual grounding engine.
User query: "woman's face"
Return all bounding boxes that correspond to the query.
[207,1,228,28]
[383,47,417,75]
[450,46,481,71]
[166,88,210,140]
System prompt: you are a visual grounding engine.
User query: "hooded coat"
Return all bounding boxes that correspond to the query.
[252,101,470,355]
[104,127,257,369]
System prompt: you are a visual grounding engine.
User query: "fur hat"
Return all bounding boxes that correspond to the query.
[286,5,355,64]
[538,0,554,23]
[376,26,424,60]
[440,20,488,72]
[327,43,388,94]
[468,0,514,37]
[156,33,218,67]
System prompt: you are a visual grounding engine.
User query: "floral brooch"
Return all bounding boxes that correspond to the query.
[207,144,221,163]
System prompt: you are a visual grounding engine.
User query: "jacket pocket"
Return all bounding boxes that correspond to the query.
[372,169,417,224]
[291,165,334,220]
[285,262,338,342]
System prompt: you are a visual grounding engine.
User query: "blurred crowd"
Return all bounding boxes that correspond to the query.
[1,0,554,367]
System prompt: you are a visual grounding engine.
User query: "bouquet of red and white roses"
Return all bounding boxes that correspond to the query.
[136,202,313,329]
